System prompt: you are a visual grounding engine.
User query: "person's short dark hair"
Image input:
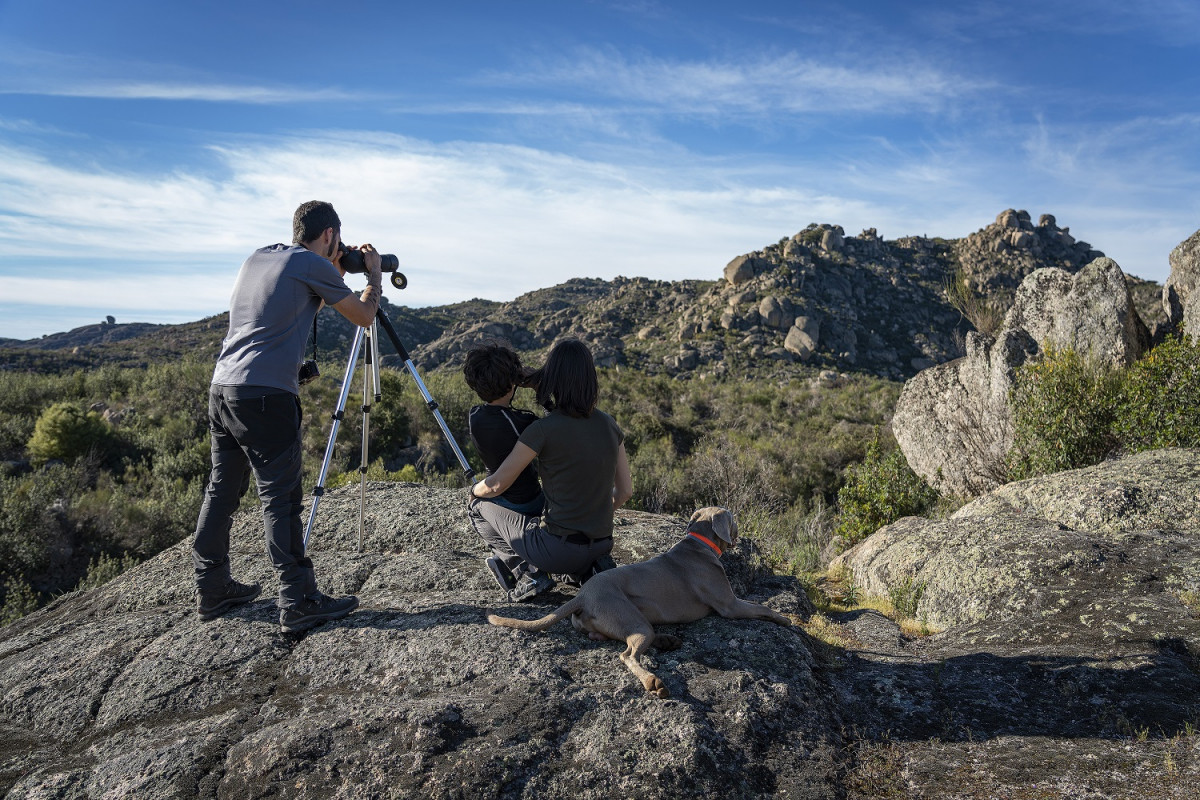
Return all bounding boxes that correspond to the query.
[537,338,597,418]
[293,201,341,245]
[463,341,525,403]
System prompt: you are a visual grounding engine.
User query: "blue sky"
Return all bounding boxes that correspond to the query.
[1,0,1198,340]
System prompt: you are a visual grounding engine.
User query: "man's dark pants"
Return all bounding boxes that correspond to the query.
[192,386,316,609]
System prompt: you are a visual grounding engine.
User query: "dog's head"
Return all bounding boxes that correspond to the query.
[687,506,737,551]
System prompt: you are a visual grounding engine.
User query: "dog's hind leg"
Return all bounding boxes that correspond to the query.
[620,629,670,699]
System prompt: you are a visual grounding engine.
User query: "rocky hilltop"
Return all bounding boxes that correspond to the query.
[1,211,1168,382]
[408,209,1163,382]
[3,450,1199,798]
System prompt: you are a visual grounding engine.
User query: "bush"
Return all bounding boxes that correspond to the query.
[0,461,92,583]
[1007,348,1120,481]
[76,552,140,590]
[834,433,938,549]
[743,500,834,575]
[327,460,422,489]
[0,577,39,627]
[1114,334,1200,450]
[26,402,114,467]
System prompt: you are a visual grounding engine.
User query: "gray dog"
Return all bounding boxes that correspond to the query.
[487,507,792,698]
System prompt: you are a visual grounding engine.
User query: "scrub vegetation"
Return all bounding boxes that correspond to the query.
[2,330,1197,626]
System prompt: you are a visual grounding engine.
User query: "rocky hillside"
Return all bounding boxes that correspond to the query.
[403,209,1161,382]
[3,450,1199,797]
[1,210,1168,381]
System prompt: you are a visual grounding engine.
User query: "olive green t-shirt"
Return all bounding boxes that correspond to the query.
[518,408,624,540]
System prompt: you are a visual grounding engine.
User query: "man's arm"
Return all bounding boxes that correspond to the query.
[331,244,384,327]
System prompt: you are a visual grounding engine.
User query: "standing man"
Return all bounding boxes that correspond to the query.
[192,200,383,633]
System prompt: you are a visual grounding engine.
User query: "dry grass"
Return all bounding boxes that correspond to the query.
[1176,590,1200,617]
[810,567,941,637]
[944,269,1007,336]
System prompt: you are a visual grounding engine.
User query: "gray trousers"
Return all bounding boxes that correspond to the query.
[192,386,316,609]
[468,498,612,581]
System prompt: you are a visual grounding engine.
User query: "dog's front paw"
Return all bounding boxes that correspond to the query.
[643,674,670,699]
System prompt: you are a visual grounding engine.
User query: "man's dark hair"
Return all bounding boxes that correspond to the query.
[463,341,525,403]
[537,338,597,418]
[293,201,341,244]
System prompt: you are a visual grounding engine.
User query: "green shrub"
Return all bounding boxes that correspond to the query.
[1114,334,1200,450]
[0,462,92,581]
[1007,348,1120,481]
[0,577,39,627]
[26,402,114,466]
[742,500,834,575]
[834,433,938,549]
[77,552,140,590]
[888,576,926,618]
[327,459,422,489]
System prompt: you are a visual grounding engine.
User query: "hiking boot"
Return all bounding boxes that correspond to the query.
[557,573,583,589]
[279,591,359,633]
[197,580,261,621]
[589,554,618,575]
[509,571,555,602]
[485,556,516,593]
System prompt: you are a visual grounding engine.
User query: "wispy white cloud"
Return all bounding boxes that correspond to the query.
[0,42,374,105]
[1,114,1195,340]
[0,81,371,104]
[481,47,990,115]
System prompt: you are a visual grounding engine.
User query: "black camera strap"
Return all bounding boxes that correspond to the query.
[307,315,319,362]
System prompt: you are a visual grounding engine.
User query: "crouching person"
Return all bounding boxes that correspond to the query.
[469,339,631,601]
[462,341,545,596]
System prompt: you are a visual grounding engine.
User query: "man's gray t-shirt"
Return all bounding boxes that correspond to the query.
[212,244,355,394]
[518,409,624,540]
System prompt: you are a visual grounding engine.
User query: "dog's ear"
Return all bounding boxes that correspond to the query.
[711,507,736,546]
[689,506,737,547]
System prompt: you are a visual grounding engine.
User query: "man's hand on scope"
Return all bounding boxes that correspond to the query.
[330,243,385,327]
[358,243,384,288]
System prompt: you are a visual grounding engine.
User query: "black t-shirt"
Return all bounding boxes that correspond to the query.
[468,403,542,504]
[518,409,624,540]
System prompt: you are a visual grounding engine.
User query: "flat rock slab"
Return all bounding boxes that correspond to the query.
[1,486,835,799]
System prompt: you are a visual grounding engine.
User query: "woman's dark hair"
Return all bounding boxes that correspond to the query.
[463,341,524,402]
[536,339,597,418]
[293,200,341,244]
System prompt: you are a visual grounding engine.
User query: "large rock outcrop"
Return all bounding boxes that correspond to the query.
[891,329,1038,498]
[1004,257,1151,368]
[0,486,835,799]
[1165,228,1200,336]
[894,256,1150,497]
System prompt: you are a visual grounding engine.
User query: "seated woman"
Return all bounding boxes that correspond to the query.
[468,338,632,602]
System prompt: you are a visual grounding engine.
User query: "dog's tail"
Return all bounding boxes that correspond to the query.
[487,595,584,632]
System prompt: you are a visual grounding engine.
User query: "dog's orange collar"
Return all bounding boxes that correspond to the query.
[688,531,723,556]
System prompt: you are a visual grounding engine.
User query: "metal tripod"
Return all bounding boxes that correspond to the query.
[303,309,475,552]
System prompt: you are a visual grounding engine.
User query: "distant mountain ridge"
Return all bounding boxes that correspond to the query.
[0,210,1167,380]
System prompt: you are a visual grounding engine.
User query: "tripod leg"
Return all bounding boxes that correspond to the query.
[357,322,379,553]
[304,323,367,551]
[402,359,475,478]
[373,310,476,482]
